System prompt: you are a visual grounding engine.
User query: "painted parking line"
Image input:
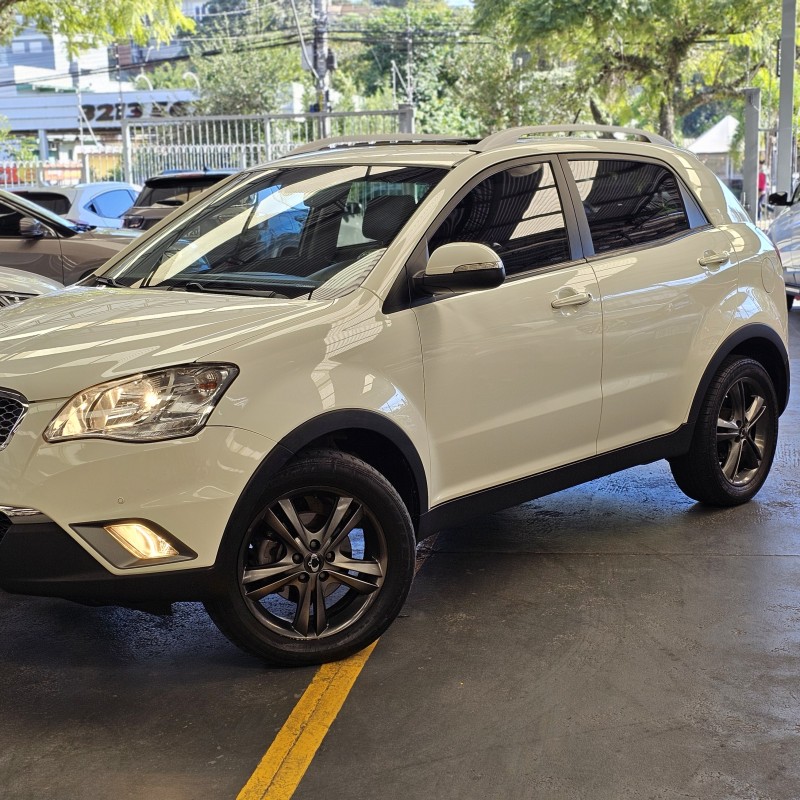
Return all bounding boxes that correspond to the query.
[237,641,378,800]
[237,536,438,800]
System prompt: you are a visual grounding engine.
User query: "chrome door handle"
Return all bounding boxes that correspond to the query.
[698,250,729,267]
[551,291,592,309]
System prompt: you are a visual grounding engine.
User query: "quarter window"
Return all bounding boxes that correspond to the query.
[567,159,690,254]
[91,190,135,219]
[430,161,570,275]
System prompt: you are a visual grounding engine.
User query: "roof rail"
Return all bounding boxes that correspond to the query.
[290,133,480,156]
[474,125,674,151]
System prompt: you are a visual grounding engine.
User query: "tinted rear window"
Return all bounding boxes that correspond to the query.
[136,177,230,207]
[14,192,70,216]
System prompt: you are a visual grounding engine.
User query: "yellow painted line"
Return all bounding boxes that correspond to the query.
[237,641,378,800]
[237,535,438,800]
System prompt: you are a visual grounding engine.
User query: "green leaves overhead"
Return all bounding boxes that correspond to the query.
[474,0,779,140]
[0,0,193,55]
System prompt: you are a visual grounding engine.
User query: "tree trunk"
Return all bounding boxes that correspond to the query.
[658,99,675,142]
[589,98,609,126]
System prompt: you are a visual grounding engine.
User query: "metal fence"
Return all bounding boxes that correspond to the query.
[121,106,415,185]
[0,150,124,189]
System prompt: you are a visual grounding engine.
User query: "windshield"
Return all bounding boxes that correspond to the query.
[103,164,446,299]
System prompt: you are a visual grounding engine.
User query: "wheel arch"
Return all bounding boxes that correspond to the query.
[219,411,429,555]
[689,324,790,424]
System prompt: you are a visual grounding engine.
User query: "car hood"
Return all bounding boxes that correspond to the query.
[0,286,331,401]
[0,266,63,295]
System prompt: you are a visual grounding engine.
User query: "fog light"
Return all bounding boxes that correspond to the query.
[104,523,179,560]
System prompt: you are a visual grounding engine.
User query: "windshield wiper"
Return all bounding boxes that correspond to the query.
[93,275,125,288]
[182,281,295,298]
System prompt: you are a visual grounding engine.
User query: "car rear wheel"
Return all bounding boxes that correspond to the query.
[669,357,778,506]
[205,449,416,666]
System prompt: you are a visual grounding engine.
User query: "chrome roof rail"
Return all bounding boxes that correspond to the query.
[474,125,674,151]
[290,134,480,156]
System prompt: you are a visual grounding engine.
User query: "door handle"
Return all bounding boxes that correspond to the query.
[698,250,729,267]
[551,291,592,309]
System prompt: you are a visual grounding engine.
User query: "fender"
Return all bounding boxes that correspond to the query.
[687,323,790,421]
[214,409,430,564]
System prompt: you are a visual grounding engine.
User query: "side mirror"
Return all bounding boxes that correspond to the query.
[418,242,506,294]
[19,217,47,238]
[768,191,790,207]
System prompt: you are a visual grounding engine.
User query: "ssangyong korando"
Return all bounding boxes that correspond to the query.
[0,127,789,665]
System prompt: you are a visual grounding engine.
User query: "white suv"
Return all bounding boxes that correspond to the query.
[0,127,789,666]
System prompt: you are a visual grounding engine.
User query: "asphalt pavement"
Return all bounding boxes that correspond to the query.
[1,312,799,800]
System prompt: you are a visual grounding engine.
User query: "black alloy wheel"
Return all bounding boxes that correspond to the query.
[206,449,416,666]
[670,357,778,506]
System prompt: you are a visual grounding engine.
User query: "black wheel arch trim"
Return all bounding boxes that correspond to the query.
[214,410,430,561]
[688,323,790,420]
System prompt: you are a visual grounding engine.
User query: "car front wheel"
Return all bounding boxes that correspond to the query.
[669,357,778,506]
[205,449,416,666]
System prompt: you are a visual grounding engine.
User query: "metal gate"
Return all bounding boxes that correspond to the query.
[121,106,414,185]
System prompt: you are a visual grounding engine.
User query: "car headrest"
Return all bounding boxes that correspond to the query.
[362,195,416,243]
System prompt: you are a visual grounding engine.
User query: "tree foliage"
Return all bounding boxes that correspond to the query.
[182,4,310,116]
[473,0,779,141]
[0,0,193,55]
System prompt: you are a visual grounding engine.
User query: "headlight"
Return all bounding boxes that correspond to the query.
[44,364,238,443]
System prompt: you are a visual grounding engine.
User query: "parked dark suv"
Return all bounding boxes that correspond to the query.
[122,170,237,230]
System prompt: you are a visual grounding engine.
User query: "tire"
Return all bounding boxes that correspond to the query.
[669,357,778,506]
[205,449,416,666]
[788,294,795,312]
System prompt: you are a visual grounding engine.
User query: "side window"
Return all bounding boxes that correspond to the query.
[0,202,22,237]
[91,190,135,219]
[567,159,690,254]
[429,161,570,276]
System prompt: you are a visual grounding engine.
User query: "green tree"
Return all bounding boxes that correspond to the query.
[334,0,477,134]
[186,8,311,115]
[474,0,777,141]
[0,0,193,54]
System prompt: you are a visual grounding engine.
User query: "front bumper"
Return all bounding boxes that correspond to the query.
[0,509,221,603]
[0,399,277,599]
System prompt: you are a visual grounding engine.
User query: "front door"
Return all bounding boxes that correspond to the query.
[413,159,603,507]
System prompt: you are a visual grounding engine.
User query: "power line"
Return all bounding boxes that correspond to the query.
[0,33,303,90]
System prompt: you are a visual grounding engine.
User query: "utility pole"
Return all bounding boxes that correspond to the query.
[405,13,414,106]
[313,0,330,138]
[776,0,796,195]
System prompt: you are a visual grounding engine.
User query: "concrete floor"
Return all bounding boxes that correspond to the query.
[1,312,799,800]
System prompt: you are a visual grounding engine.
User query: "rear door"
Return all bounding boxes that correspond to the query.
[562,155,738,454]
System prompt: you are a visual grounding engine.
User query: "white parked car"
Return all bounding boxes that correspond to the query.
[0,127,789,666]
[0,265,62,307]
[10,182,138,229]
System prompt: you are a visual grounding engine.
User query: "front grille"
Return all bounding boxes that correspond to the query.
[0,511,10,543]
[0,392,26,449]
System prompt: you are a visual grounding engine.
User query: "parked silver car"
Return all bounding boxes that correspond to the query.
[10,182,138,229]
[0,189,140,284]
[766,187,800,309]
